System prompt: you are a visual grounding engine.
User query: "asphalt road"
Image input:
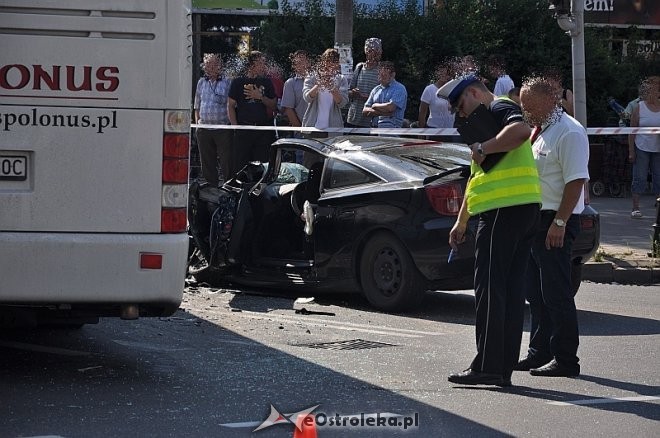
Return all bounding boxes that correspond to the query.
[1,282,659,437]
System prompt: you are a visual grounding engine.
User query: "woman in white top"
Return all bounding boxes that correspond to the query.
[418,64,455,138]
[302,48,349,137]
[629,75,660,218]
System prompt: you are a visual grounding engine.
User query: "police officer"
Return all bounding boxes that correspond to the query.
[441,75,541,387]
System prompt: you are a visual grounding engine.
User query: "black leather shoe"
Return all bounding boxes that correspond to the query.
[529,359,580,377]
[513,354,552,371]
[448,369,509,386]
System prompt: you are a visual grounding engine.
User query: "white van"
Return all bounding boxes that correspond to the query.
[0,0,192,325]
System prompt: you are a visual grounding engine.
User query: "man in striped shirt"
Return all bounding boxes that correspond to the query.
[194,53,232,187]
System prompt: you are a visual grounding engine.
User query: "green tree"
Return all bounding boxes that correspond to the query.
[250,0,658,125]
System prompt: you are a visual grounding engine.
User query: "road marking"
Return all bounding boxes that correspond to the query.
[547,395,660,406]
[77,365,103,372]
[225,310,445,338]
[220,420,262,428]
[0,340,90,356]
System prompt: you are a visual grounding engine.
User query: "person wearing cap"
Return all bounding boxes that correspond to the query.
[443,74,541,387]
[513,76,589,378]
[346,37,383,129]
[362,61,407,128]
[194,53,232,187]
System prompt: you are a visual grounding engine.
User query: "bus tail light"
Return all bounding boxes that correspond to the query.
[163,133,189,157]
[161,208,187,233]
[161,112,190,234]
[163,158,188,183]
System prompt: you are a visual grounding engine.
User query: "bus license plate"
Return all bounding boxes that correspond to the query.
[0,154,27,181]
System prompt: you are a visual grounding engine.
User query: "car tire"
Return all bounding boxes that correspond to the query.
[571,260,582,296]
[359,232,425,312]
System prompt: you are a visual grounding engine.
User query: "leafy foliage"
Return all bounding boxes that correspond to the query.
[248,0,659,126]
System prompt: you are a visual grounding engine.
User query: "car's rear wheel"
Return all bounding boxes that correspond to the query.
[359,232,425,312]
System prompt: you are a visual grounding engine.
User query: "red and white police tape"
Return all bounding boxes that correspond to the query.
[191,124,660,137]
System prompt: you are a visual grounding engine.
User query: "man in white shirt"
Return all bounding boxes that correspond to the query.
[494,73,515,97]
[489,55,515,97]
[515,76,590,378]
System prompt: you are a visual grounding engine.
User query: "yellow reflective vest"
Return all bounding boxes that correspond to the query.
[466,132,541,216]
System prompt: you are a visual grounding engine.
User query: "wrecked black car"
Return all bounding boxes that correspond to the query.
[188,135,599,312]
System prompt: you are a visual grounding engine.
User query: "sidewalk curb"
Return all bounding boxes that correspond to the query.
[582,262,660,285]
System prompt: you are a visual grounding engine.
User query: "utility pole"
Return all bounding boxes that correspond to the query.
[551,0,587,126]
[570,0,586,126]
[335,0,354,76]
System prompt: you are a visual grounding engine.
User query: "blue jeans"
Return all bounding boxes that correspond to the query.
[631,146,660,195]
[525,211,580,368]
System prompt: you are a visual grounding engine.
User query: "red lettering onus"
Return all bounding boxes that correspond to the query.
[0,64,30,89]
[0,64,119,92]
[96,66,119,92]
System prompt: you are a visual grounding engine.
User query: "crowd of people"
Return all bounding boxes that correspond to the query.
[194,39,388,184]
[194,39,523,185]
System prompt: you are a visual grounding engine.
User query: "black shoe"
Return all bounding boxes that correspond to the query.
[529,359,580,377]
[448,369,509,386]
[513,354,552,371]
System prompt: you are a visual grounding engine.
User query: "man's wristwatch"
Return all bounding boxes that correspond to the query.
[476,143,486,156]
[553,218,566,227]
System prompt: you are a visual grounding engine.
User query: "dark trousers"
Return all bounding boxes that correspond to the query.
[232,129,274,175]
[470,203,540,378]
[196,128,233,187]
[526,211,580,368]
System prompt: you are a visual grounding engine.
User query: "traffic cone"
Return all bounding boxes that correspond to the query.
[292,414,318,438]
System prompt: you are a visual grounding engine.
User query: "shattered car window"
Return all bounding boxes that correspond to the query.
[273,147,325,184]
[276,162,308,184]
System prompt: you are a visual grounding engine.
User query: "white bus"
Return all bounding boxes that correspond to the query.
[0,0,192,325]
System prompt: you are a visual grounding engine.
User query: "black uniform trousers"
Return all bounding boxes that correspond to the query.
[525,211,580,369]
[470,203,540,378]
